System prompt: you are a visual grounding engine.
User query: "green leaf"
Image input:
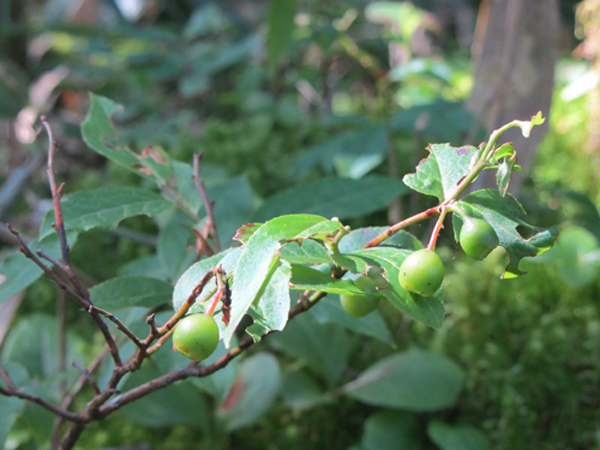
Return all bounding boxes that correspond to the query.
[246,262,292,341]
[342,348,464,411]
[294,127,389,179]
[361,410,425,450]
[209,175,255,243]
[427,420,491,450]
[158,220,194,282]
[90,276,173,310]
[512,111,545,138]
[267,0,296,72]
[253,176,408,222]
[455,189,559,278]
[0,362,28,446]
[81,94,146,176]
[233,223,263,245]
[39,187,171,239]
[0,232,78,304]
[223,215,342,346]
[192,338,240,402]
[218,353,281,431]
[403,143,477,202]
[534,226,600,288]
[268,313,353,387]
[119,361,209,428]
[280,369,327,411]
[172,161,203,214]
[280,239,332,265]
[308,296,395,347]
[183,4,230,40]
[119,255,168,281]
[289,264,364,295]
[339,227,423,253]
[172,248,241,312]
[349,247,445,328]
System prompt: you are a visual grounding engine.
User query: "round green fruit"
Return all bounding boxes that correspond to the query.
[398,249,444,296]
[173,313,219,361]
[340,294,381,317]
[459,217,499,260]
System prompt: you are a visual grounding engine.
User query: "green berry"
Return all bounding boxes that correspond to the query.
[340,294,381,317]
[459,217,499,260]
[398,249,444,296]
[173,314,219,361]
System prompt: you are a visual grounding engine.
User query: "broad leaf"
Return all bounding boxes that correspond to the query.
[172,161,203,214]
[0,362,28,446]
[289,264,364,295]
[267,0,296,72]
[342,247,445,328]
[222,215,342,346]
[280,369,326,411]
[280,239,332,265]
[172,248,241,312]
[192,338,240,402]
[0,232,78,304]
[403,143,477,201]
[218,353,281,431]
[39,187,171,239]
[339,227,423,253]
[82,94,172,180]
[253,176,408,222]
[454,189,558,278]
[342,348,464,411]
[90,276,173,310]
[246,262,292,341]
[268,313,353,387]
[427,420,491,450]
[360,410,424,450]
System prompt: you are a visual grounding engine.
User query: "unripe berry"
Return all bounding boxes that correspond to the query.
[459,217,499,260]
[173,314,219,361]
[340,293,381,317]
[398,249,444,297]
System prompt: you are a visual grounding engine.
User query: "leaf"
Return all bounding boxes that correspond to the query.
[90,276,173,310]
[360,410,425,450]
[427,420,491,450]
[172,248,241,312]
[81,94,148,177]
[512,111,544,138]
[342,348,464,411]
[294,127,389,180]
[192,338,240,402]
[209,175,255,244]
[246,262,292,341]
[0,362,28,446]
[218,353,281,431]
[347,247,445,328]
[280,369,326,411]
[403,143,477,202]
[223,215,342,346]
[268,313,353,387]
[39,187,171,239]
[119,255,168,281]
[172,161,203,214]
[339,227,423,253]
[308,296,395,347]
[183,4,230,40]
[253,176,409,222]
[119,361,209,428]
[289,264,364,295]
[534,226,600,288]
[455,189,559,278]
[280,239,332,265]
[0,232,78,304]
[267,0,296,72]
[158,220,195,282]
[494,144,517,196]
[233,223,263,245]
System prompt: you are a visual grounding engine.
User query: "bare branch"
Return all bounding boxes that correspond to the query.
[72,361,100,395]
[193,153,220,251]
[89,306,146,353]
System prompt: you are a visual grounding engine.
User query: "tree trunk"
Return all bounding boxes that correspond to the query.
[467,0,559,194]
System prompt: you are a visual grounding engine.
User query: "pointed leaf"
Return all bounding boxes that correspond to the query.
[289,264,364,295]
[39,187,171,239]
[455,189,558,277]
[427,420,491,450]
[90,276,173,310]
[403,143,477,201]
[253,176,408,222]
[246,262,291,341]
[342,348,464,411]
[350,247,445,328]
[280,239,332,265]
[223,215,342,346]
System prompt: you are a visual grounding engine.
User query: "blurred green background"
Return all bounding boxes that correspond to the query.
[1,0,600,449]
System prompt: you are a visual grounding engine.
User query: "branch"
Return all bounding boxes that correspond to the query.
[88,306,147,353]
[193,153,221,252]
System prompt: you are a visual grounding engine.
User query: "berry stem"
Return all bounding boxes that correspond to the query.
[427,206,449,250]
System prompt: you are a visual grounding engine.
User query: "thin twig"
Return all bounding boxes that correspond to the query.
[88,306,147,353]
[72,361,100,395]
[146,314,160,339]
[193,153,220,252]
[0,362,17,390]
